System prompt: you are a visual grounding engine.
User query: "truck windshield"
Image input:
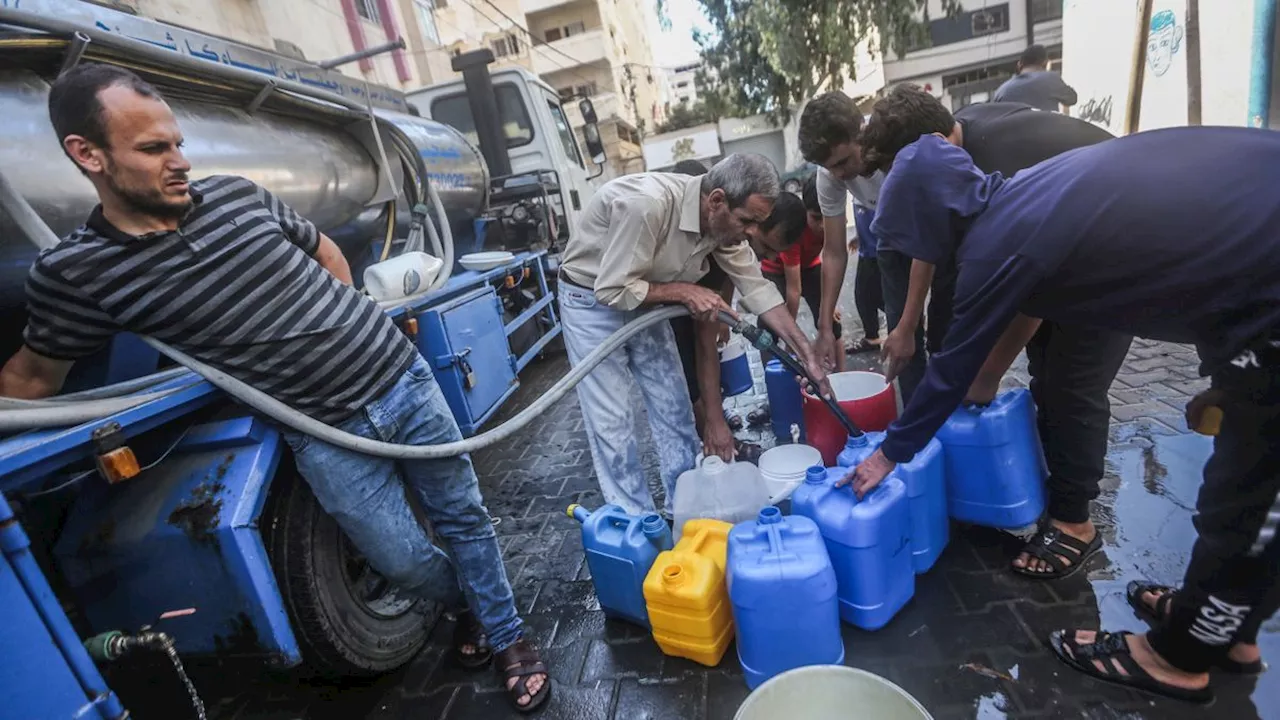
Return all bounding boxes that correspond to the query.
[432,85,533,149]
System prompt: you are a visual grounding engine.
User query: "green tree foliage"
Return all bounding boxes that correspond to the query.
[685,0,959,120]
[655,99,720,134]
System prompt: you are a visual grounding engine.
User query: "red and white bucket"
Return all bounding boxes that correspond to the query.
[802,371,898,465]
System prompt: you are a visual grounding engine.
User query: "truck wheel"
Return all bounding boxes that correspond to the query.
[263,469,436,677]
[783,178,802,195]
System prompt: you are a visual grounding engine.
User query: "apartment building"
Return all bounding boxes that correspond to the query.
[426,0,664,177]
[882,0,1066,110]
[666,62,702,107]
[100,0,443,90]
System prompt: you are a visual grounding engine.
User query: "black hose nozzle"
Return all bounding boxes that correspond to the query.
[719,313,862,438]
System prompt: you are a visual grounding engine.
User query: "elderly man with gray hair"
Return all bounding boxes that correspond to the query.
[558,154,829,515]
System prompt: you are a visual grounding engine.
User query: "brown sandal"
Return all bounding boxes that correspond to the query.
[495,639,551,713]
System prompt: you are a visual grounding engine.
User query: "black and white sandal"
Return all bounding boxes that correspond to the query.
[1012,525,1102,580]
[1126,581,1268,676]
[1049,629,1214,705]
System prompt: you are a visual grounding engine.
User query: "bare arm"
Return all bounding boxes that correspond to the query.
[695,313,734,460]
[0,347,73,399]
[880,259,936,382]
[757,304,832,398]
[965,313,1043,404]
[898,259,936,335]
[315,233,353,285]
[818,214,847,336]
[783,262,802,319]
[644,282,734,321]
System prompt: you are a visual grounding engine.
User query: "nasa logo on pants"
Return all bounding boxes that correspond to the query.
[404,269,422,296]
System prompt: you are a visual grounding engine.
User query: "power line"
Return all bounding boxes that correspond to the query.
[450,0,601,87]
[471,0,593,71]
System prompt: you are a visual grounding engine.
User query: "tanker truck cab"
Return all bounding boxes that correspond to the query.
[407,58,605,260]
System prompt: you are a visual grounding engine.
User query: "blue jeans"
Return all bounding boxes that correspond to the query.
[558,285,700,516]
[282,357,523,652]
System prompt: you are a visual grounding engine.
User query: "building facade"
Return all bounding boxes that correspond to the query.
[882,0,1065,110]
[666,62,702,108]
[425,0,663,177]
[104,0,442,90]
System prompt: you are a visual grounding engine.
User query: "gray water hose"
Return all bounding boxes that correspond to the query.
[0,366,192,407]
[137,307,696,458]
[0,308,715,457]
[0,381,206,429]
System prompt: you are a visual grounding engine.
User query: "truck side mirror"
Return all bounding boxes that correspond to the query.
[583,122,607,166]
[578,98,598,124]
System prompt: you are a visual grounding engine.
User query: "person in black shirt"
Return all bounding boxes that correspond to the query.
[858,86,1131,581]
[992,44,1078,112]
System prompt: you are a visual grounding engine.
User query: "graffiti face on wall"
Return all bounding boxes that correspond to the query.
[1147,9,1184,77]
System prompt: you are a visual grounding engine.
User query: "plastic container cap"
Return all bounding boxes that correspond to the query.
[805,466,826,484]
[701,455,727,475]
[757,506,782,524]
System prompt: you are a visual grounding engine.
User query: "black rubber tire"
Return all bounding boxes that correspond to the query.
[263,468,436,677]
[783,179,803,195]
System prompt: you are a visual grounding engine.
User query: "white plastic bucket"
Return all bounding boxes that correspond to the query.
[757,444,822,502]
[826,370,890,401]
[735,665,932,720]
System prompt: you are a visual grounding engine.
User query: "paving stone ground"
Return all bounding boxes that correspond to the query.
[132,258,1278,720]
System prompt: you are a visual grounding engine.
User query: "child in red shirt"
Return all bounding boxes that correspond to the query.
[757,179,845,370]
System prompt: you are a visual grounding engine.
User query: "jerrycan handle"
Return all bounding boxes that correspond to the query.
[758,506,801,564]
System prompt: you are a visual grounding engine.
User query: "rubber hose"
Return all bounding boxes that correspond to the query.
[0,309,737,452]
[134,307,695,458]
[423,172,453,292]
[0,381,206,431]
[0,366,193,406]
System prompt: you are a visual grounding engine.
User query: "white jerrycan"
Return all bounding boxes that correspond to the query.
[671,455,772,542]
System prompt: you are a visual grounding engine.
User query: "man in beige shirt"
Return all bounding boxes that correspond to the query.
[558,153,828,515]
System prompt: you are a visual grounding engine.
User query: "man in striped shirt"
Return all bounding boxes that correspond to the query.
[0,64,549,711]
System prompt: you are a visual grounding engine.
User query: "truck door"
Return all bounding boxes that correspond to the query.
[539,89,593,235]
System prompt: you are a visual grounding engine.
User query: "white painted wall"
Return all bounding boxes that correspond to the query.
[1064,0,1270,133]
[132,0,427,89]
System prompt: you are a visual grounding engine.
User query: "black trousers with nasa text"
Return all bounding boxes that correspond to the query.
[1148,339,1280,672]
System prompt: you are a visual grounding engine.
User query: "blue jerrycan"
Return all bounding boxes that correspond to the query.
[936,389,1047,529]
[569,504,673,627]
[836,434,949,574]
[791,467,914,630]
[764,359,804,441]
[727,506,843,689]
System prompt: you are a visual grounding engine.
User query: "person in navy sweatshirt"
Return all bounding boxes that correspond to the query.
[843,127,1280,705]
[857,86,1128,581]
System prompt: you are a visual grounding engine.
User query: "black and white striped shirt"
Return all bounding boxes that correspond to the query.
[24,175,416,424]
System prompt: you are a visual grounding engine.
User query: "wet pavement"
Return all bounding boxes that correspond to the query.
[124,261,1278,720]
